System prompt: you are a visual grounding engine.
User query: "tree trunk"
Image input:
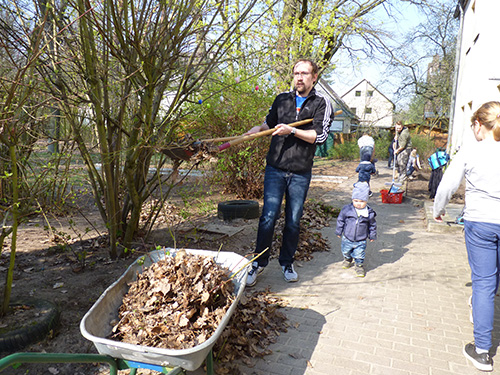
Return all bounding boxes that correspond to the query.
[1,145,19,316]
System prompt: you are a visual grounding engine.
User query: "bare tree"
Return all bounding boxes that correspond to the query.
[261,0,394,90]
[0,6,53,314]
[389,0,458,128]
[19,0,265,258]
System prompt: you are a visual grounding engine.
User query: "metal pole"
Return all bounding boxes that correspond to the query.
[0,352,119,375]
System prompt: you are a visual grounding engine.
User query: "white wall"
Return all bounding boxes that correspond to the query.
[450,0,500,154]
[341,80,394,129]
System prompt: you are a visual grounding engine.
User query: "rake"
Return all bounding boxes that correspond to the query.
[385,160,403,193]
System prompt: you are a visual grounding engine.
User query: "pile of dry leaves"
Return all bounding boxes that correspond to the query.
[213,290,289,374]
[108,251,289,375]
[110,251,236,349]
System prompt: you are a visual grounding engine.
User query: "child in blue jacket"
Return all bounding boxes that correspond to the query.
[356,151,377,197]
[335,182,377,277]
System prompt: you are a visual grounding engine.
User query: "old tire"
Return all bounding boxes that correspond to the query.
[217,200,260,220]
[0,298,60,353]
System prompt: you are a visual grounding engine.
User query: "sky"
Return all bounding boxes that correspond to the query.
[327,1,431,107]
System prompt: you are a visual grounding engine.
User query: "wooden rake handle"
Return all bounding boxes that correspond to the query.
[200,135,244,143]
[218,109,343,151]
[218,118,313,151]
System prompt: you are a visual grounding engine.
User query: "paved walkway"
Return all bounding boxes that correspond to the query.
[203,165,500,375]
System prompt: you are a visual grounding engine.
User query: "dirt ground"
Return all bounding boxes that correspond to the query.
[0,158,464,374]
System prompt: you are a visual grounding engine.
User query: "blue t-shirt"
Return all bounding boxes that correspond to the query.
[296,95,306,115]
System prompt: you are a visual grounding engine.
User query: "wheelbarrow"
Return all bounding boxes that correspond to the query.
[163,110,342,161]
[0,248,250,375]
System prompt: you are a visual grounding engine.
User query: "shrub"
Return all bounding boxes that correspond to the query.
[325,129,436,167]
[373,130,393,161]
[410,134,437,167]
[327,140,358,160]
[186,72,275,199]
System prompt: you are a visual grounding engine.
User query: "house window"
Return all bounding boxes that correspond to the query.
[367,90,374,97]
[350,107,357,115]
[365,107,372,114]
[355,91,361,97]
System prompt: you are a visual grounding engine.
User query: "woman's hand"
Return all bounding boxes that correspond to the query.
[434,215,443,223]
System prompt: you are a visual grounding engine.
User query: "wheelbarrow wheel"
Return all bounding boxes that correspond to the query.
[0,298,60,352]
[217,200,259,220]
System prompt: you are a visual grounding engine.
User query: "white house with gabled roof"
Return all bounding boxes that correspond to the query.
[341,79,395,129]
[316,78,358,134]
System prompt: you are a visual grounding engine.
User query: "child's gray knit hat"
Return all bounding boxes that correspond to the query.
[352,181,370,201]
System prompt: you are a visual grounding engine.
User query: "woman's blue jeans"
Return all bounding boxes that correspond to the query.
[255,165,311,267]
[465,220,500,351]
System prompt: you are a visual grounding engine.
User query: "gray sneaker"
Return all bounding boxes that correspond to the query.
[463,342,493,371]
[282,264,298,282]
[355,264,366,277]
[246,261,264,287]
[342,258,353,269]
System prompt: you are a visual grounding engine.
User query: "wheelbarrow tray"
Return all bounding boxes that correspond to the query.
[80,248,249,371]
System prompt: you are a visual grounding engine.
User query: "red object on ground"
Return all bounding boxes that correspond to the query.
[380,189,403,204]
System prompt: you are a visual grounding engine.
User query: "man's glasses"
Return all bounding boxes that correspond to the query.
[293,72,311,77]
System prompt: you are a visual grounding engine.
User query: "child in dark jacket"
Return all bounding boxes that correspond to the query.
[355,152,377,197]
[335,182,377,277]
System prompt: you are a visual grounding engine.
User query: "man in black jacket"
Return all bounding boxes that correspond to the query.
[246,59,334,286]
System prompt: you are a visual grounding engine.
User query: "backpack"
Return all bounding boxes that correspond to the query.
[428,149,450,170]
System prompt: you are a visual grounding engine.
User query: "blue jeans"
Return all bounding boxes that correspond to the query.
[388,147,394,167]
[464,220,500,351]
[255,165,311,267]
[341,235,367,264]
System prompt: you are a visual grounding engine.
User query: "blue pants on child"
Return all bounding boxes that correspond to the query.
[464,220,500,352]
[341,235,367,264]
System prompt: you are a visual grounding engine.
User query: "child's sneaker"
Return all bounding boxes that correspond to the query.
[342,258,353,269]
[355,264,366,277]
[246,262,265,287]
[282,264,298,282]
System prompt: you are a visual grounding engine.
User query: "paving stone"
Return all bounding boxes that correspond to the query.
[227,168,500,375]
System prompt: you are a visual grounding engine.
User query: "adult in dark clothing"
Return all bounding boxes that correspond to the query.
[388,137,395,167]
[394,120,412,182]
[428,167,443,199]
[245,59,333,286]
